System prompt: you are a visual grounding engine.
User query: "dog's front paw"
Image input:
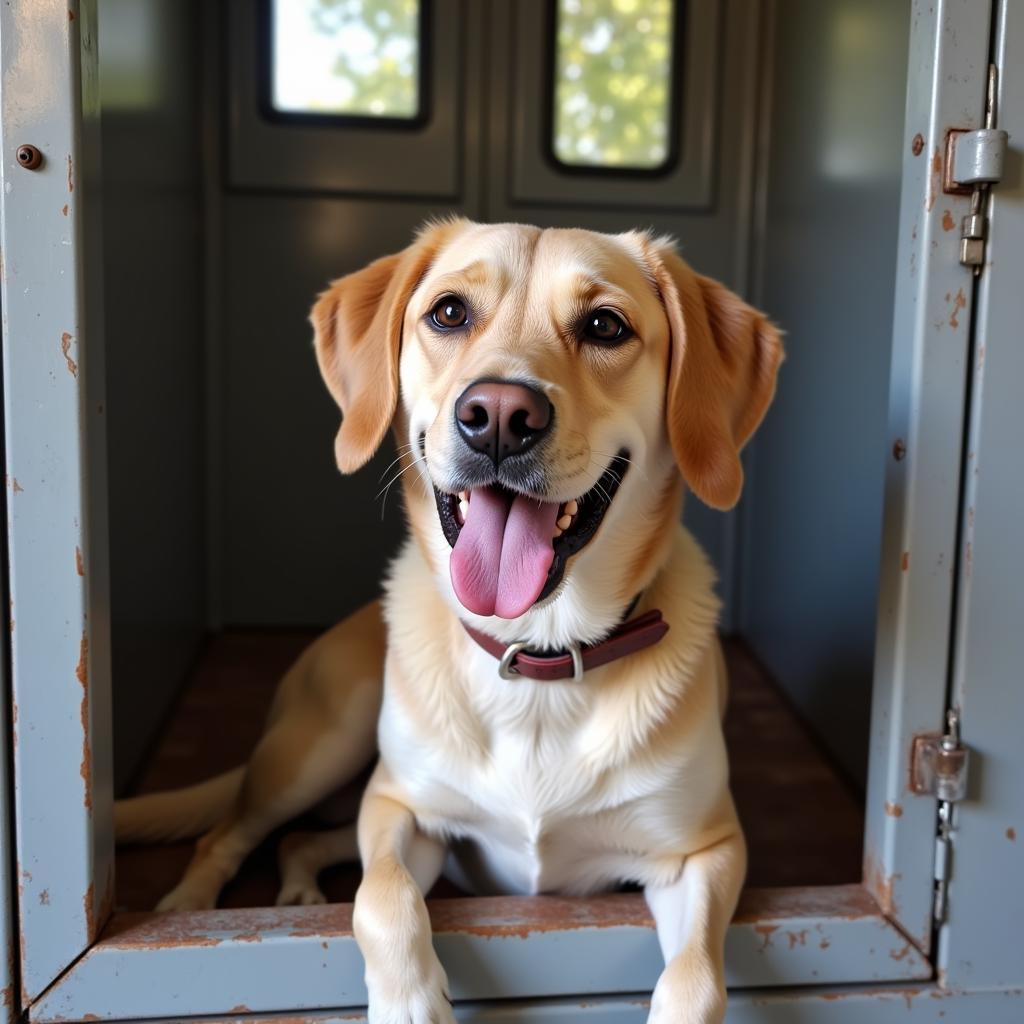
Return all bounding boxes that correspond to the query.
[647,964,726,1024]
[366,955,454,1024]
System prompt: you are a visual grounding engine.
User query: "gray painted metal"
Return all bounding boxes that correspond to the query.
[0,580,18,1019]
[0,0,114,1001]
[862,0,996,951]
[949,127,1008,186]
[227,0,465,198]
[97,0,207,792]
[507,0,720,211]
[742,0,911,787]
[119,987,1024,1024]
[939,0,1024,991]
[29,888,928,1022]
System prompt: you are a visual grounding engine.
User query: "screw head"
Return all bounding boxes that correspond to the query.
[15,144,43,170]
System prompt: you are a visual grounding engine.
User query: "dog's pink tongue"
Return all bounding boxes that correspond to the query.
[450,487,560,619]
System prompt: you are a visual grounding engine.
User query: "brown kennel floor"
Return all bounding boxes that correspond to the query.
[116,633,864,912]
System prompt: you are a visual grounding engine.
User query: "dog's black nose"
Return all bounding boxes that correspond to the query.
[455,380,553,464]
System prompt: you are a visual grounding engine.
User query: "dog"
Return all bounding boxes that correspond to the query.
[116,219,782,1023]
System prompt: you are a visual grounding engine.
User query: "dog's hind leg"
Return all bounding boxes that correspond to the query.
[155,604,386,912]
[275,825,359,906]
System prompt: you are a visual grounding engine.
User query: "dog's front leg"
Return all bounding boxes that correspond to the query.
[354,785,452,1024]
[644,829,746,1024]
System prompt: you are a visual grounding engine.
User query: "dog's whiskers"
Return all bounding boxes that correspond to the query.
[377,443,417,483]
[377,454,428,520]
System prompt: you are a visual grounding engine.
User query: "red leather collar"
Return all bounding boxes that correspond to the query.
[462,609,669,682]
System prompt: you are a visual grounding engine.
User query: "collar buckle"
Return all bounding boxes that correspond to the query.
[498,639,585,682]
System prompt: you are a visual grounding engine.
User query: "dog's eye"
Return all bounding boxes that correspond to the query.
[431,296,469,330]
[582,309,631,345]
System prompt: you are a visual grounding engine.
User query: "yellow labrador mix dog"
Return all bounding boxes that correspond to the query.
[117,219,782,1023]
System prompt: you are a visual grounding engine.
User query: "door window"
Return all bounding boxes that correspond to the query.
[551,0,678,171]
[269,0,424,122]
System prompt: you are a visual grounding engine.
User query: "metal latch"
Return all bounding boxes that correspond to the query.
[911,715,969,801]
[948,65,1008,273]
[912,709,970,925]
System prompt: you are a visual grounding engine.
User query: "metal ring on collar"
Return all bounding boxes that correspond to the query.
[567,642,584,683]
[498,641,529,680]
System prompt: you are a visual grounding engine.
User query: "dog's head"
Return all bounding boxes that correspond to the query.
[313,220,782,642]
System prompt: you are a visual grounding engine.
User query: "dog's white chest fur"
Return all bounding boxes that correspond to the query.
[377,529,728,898]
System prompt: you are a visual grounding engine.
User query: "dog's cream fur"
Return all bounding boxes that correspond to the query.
[116,220,782,1024]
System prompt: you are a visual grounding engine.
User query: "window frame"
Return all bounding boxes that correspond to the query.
[543,0,686,179]
[256,0,432,132]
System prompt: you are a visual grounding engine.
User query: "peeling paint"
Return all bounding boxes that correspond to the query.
[78,632,92,810]
[941,209,955,231]
[75,546,84,577]
[67,154,74,193]
[885,801,904,818]
[84,883,95,942]
[753,924,778,952]
[60,332,78,377]
[38,890,49,906]
[61,203,68,217]
[949,288,967,328]
[1007,827,1016,842]
[911,132,924,156]
[926,147,941,210]
[10,477,24,494]
[863,852,902,918]
[901,552,910,572]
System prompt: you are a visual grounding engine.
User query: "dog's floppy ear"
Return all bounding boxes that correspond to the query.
[646,239,783,510]
[312,222,457,473]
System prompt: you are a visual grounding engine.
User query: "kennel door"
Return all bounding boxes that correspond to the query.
[0,0,114,1006]
[938,0,1024,990]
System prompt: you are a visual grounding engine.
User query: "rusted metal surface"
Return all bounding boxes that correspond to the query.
[30,985,1024,1023]
[0,0,113,1001]
[864,0,996,950]
[30,885,929,1021]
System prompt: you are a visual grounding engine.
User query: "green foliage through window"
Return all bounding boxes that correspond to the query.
[553,0,676,170]
[272,0,420,118]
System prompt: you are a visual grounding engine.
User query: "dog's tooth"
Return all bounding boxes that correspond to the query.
[458,490,468,501]
[565,499,578,515]
[557,514,572,530]
[553,527,563,538]
[458,499,469,521]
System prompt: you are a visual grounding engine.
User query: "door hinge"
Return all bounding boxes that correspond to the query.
[947,64,1008,274]
[912,708,970,926]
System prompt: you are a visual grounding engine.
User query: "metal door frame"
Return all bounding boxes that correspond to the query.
[0,0,1013,1020]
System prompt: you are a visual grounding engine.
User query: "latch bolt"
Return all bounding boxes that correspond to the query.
[912,709,970,925]
[950,65,1008,273]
